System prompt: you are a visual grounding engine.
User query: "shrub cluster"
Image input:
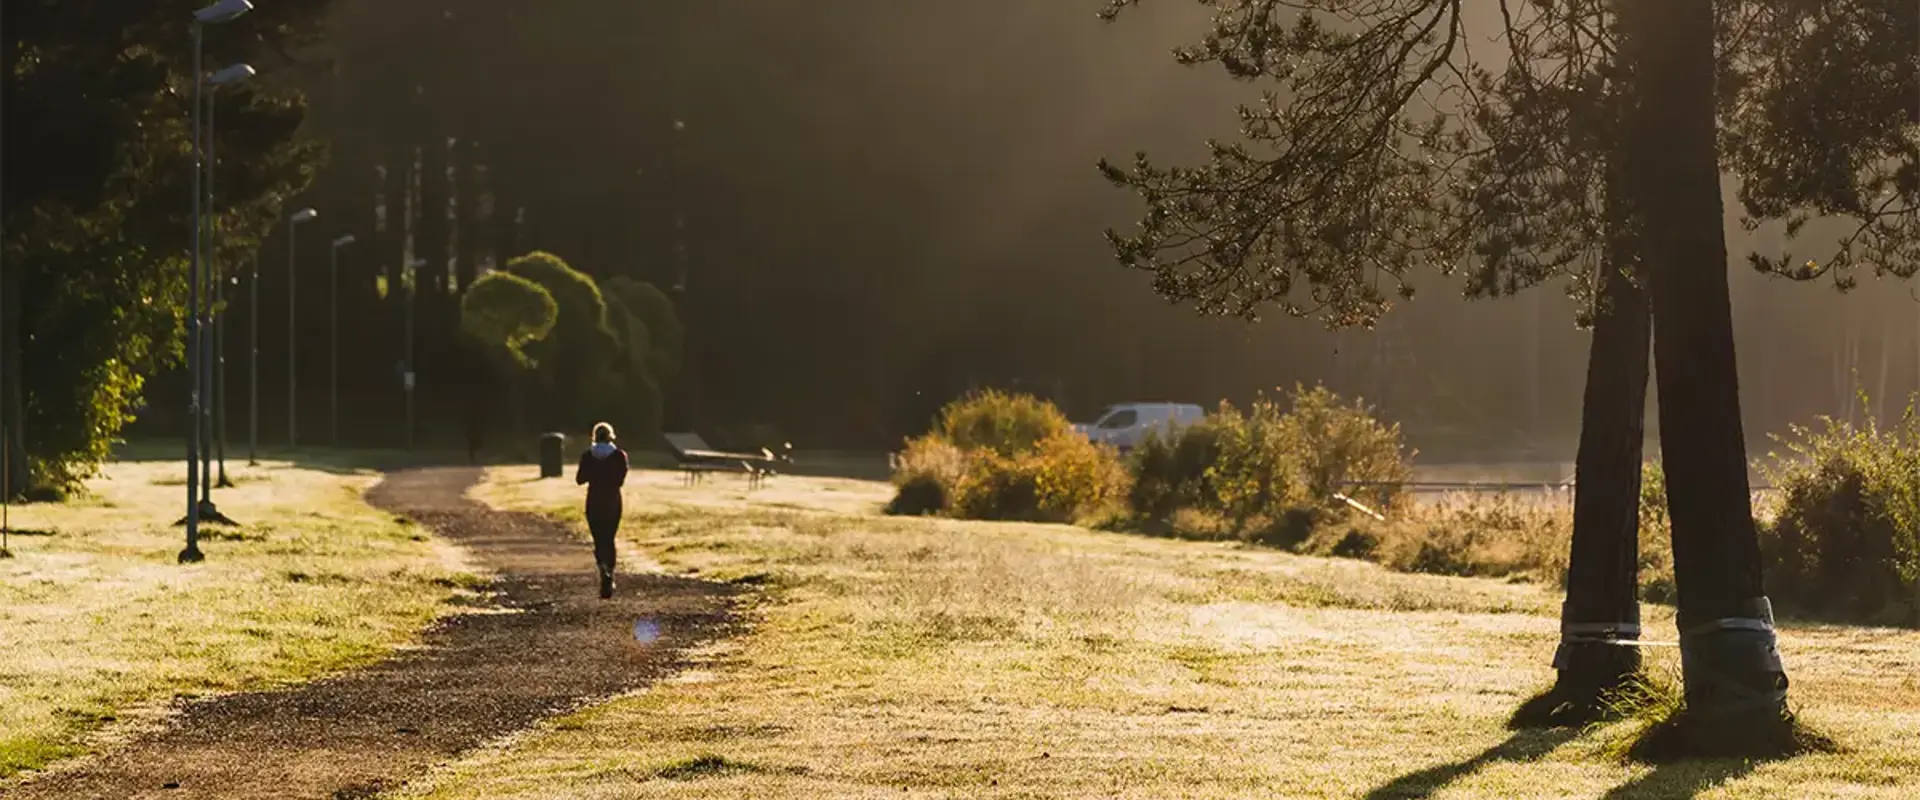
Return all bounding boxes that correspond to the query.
[892,384,1920,629]
[1759,405,1920,625]
[887,391,1127,523]
[1127,384,1412,543]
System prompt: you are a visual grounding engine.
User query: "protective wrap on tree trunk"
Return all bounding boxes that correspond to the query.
[1551,612,1642,671]
[1678,596,1788,718]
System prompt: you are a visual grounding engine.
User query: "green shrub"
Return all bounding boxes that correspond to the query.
[1122,385,1413,541]
[1030,430,1131,520]
[1206,398,1299,532]
[1128,416,1223,521]
[947,432,1129,523]
[888,476,948,517]
[888,437,966,516]
[1759,405,1920,625]
[1276,383,1413,510]
[937,390,1071,458]
[951,450,1045,521]
[889,393,1127,523]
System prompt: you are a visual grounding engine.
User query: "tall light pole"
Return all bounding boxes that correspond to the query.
[203,62,253,503]
[248,250,260,466]
[330,234,357,447]
[1,0,9,558]
[180,0,253,564]
[286,207,317,450]
[403,257,426,450]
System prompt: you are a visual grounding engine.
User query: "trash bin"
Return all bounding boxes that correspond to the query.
[539,433,566,478]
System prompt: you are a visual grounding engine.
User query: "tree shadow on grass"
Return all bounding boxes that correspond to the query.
[114,440,485,478]
[1599,759,1756,800]
[1,527,57,537]
[1363,728,1582,800]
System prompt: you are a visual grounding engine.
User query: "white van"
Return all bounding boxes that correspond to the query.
[1074,403,1207,452]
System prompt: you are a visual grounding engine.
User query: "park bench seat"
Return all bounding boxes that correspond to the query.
[664,432,790,489]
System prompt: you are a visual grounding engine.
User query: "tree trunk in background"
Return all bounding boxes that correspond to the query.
[419,133,451,302]
[383,145,413,443]
[382,147,410,303]
[1620,0,1790,732]
[454,138,479,288]
[492,174,519,268]
[417,133,452,443]
[1545,189,1651,719]
[1875,313,1892,423]
[0,256,26,499]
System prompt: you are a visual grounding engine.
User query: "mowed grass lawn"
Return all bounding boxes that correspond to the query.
[404,467,1920,799]
[0,456,477,779]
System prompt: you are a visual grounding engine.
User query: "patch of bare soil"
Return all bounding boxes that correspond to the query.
[7,467,735,800]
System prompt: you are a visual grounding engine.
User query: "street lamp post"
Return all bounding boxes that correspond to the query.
[203,62,253,503]
[286,208,317,451]
[330,234,356,447]
[403,257,425,450]
[180,0,253,565]
[248,251,260,465]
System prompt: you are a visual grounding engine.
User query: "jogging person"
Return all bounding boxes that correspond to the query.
[574,422,629,599]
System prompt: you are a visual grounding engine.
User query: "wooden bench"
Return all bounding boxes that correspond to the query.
[664,432,791,489]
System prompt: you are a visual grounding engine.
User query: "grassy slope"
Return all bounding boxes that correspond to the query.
[402,468,1920,799]
[0,458,477,779]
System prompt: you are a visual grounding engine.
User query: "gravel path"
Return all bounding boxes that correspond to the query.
[8,467,735,800]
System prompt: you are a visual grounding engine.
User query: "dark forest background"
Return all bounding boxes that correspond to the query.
[125,0,1920,460]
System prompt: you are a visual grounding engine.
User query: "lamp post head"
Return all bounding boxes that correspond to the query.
[290,208,318,224]
[332,234,357,248]
[193,0,254,24]
[209,64,257,85]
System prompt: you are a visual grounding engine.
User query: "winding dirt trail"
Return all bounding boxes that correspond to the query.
[8,467,734,800]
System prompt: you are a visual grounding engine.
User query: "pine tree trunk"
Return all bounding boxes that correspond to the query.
[1875,313,1892,423]
[454,138,478,289]
[1,35,28,500]
[1619,0,1790,734]
[492,167,518,270]
[420,133,451,302]
[1545,182,1652,719]
[382,146,410,305]
[0,256,26,499]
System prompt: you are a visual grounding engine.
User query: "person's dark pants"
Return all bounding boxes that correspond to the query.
[587,504,622,573]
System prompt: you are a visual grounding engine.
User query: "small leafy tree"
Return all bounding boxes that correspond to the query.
[460,271,558,441]
[1277,384,1412,510]
[603,276,685,383]
[1205,399,1296,534]
[460,271,559,367]
[602,295,666,443]
[503,252,620,429]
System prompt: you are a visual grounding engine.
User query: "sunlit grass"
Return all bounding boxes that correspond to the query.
[395,467,1920,799]
[0,458,478,780]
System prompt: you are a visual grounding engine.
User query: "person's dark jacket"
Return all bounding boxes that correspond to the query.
[575,443,630,516]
